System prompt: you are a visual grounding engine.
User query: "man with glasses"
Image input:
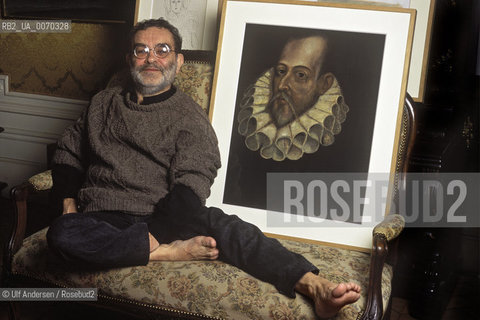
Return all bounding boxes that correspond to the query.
[47,18,360,318]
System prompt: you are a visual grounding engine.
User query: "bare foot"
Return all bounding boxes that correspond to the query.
[149,233,160,252]
[149,236,219,261]
[295,272,361,319]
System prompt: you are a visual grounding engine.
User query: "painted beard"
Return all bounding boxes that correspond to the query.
[268,91,319,128]
[130,60,177,96]
[268,91,296,128]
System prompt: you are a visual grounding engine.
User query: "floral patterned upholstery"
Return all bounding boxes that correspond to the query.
[173,61,213,113]
[12,228,393,320]
[373,214,405,241]
[28,170,53,191]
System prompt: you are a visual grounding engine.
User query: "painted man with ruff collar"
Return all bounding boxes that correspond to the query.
[238,34,349,161]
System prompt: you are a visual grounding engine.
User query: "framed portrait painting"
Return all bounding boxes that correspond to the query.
[207,0,415,250]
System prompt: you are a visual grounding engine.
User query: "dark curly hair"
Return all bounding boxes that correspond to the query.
[128,18,183,54]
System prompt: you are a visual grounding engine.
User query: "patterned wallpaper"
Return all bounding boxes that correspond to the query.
[0,22,129,100]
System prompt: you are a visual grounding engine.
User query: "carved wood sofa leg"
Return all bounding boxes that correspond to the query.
[358,234,389,320]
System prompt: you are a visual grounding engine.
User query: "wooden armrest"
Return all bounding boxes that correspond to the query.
[359,214,405,320]
[4,182,35,278]
[4,170,53,273]
[6,170,54,257]
[4,170,55,280]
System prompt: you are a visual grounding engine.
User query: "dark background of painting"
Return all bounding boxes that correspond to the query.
[222,24,387,211]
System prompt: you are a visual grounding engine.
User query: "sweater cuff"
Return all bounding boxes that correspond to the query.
[52,164,83,199]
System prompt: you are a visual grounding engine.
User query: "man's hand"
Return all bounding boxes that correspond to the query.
[62,198,78,214]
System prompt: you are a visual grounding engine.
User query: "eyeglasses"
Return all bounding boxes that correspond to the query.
[133,43,175,59]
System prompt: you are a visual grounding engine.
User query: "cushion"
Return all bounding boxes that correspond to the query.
[12,228,393,319]
[373,214,405,241]
[174,61,213,113]
[28,170,53,191]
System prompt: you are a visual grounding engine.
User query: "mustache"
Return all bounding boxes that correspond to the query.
[268,91,294,108]
[137,63,166,73]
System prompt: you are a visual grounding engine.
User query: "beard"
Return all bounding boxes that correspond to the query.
[267,91,297,128]
[130,59,177,96]
[268,91,318,128]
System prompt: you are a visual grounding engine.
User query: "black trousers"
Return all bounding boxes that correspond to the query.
[47,206,318,298]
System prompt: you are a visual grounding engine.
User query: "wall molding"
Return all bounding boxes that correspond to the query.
[0,74,87,196]
[0,74,87,120]
[0,126,60,145]
[0,156,43,168]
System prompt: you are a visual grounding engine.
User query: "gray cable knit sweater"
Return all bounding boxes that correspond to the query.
[53,86,221,214]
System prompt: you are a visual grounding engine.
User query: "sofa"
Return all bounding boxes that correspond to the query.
[3,50,414,320]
